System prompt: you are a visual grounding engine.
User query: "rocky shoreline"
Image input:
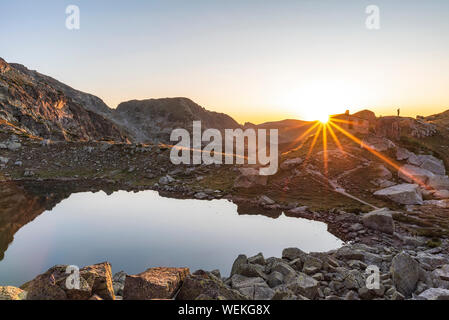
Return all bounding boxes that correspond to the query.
[1,240,449,300]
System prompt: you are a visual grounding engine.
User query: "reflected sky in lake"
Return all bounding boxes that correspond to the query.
[0,190,343,286]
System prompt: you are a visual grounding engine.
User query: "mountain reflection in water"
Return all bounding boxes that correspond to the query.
[0,181,343,286]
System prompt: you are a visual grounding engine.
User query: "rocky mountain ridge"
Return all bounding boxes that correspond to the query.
[0,58,242,144]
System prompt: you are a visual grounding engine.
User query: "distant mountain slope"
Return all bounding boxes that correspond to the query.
[0,58,126,142]
[114,98,241,143]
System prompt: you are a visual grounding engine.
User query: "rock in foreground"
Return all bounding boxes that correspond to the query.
[123,267,189,300]
[374,184,423,205]
[362,208,395,234]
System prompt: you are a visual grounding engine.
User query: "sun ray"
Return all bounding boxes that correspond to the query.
[330,118,366,127]
[322,123,328,176]
[282,121,321,155]
[329,122,430,188]
[304,124,322,164]
[327,122,345,154]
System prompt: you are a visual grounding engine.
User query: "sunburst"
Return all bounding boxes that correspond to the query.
[299,116,434,192]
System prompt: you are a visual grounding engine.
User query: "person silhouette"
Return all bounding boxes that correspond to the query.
[397,108,400,117]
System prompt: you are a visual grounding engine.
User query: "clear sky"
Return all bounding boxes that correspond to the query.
[1,0,449,123]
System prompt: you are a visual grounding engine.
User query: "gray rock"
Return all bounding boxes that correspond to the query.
[335,246,365,261]
[194,192,208,199]
[287,273,319,299]
[362,208,395,234]
[433,190,449,199]
[423,199,449,208]
[7,141,21,151]
[230,274,265,290]
[248,252,265,265]
[419,156,446,175]
[432,264,449,282]
[418,288,449,300]
[159,175,174,185]
[343,270,365,290]
[271,261,296,282]
[358,287,375,300]
[258,195,275,206]
[416,253,449,270]
[230,255,248,277]
[302,256,323,273]
[237,264,267,280]
[396,147,414,161]
[374,184,423,205]
[233,168,268,188]
[271,288,298,300]
[0,156,8,164]
[428,175,449,190]
[391,252,420,297]
[398,164,434,184]
[282,247,307,261]
[267,271,284,288]
[253,283,275,300]
[280,158,303,170]
[230,275,273,300]
[210,270,221,279]
[112,271,127,296]
[288,206,309,214]
[344,290,359,300]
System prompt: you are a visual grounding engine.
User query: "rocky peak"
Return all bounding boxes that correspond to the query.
[0,57,126,142]
[113,97,241,143]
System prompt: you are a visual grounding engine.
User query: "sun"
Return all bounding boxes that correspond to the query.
[317,114,330,124]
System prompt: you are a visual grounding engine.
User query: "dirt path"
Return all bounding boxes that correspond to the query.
[305,150,379,210]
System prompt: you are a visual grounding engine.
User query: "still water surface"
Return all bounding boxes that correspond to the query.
[0,190,343,286]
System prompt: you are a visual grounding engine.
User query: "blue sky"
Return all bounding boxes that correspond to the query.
[1,0,449,122]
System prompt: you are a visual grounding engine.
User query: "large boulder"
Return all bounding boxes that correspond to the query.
[80,262,115,300]
[361,208,395,234]
[21,265,92,300]
[418,155,446,175]
[391,252,420,297]
[418,288,449,300]
[361,136,395,152]
[432,265,449,288]
[233,168,268,188]
[112,271,127,296]
[433,190,449,199]
[248,252,265,265]
[398,164,434,184]
[282,247,307,261]
[286,273,319,299]
[235,263,267,280]
[123,267,189,300]
[428,175,449,190]
[177,270,247,300]
[335,246,365,261]
[416,253,449,270]
[230,274,274,300]
[0,286,27,300]
[374,184,423,205]
[230,254,248,277]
